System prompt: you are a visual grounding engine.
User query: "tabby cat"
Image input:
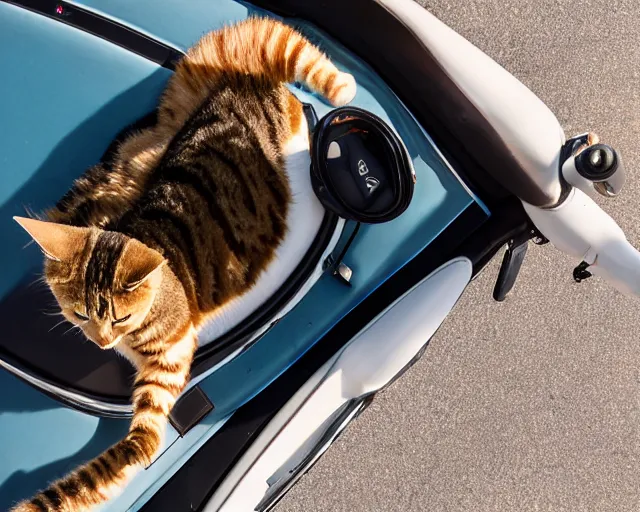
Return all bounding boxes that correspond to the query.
[12,17,356,512]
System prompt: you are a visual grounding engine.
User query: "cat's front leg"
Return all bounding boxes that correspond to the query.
[129,324,198,463]
[9,325,198,512]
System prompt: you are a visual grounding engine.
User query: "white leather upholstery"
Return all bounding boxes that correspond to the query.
[197,115,333,345]
[378,0,567,205]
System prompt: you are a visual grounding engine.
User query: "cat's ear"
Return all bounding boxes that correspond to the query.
[13,216,90,261]
[118,239,166,292]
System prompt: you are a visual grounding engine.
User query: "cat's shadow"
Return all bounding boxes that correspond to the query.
[0,364,130,508]
[0,419,127,509]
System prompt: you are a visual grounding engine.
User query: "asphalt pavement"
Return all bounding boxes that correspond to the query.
[277,1,640,511]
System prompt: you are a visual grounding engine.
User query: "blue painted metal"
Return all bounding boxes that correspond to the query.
[0,368,128,508]
[0,2,172,300]
[0,1,489,510]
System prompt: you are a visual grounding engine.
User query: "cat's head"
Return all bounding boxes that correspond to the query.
[14,217,166,349]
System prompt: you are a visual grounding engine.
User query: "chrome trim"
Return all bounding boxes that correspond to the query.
[257,397,372,512]
[0,356,134,418]
[253,314,440,511]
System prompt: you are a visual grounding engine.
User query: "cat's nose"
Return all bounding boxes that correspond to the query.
[97,337,121,349]
[95,329,119,349]
[95,335,113,348]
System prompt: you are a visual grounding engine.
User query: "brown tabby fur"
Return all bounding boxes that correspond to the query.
[12,17,356,512]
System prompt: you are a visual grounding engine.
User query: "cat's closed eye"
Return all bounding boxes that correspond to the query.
[112,314,131,326]
[74,311,89,321]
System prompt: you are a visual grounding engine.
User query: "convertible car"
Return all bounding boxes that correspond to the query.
[2,0,631,510]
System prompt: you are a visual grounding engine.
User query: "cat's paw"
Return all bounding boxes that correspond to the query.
[328,72,357,106]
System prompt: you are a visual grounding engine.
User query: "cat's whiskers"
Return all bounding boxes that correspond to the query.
[22,205,43,221]
[62,324,83,337]
[48,318,69,332]
[27,275,48,289]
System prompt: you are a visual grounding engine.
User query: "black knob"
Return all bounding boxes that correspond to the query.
[575,144,618,181]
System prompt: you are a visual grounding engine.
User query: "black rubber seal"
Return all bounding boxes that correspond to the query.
[0,0,184,69]
[310,106,415,223]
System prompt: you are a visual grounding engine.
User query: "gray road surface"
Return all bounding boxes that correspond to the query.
[277,1,640,511]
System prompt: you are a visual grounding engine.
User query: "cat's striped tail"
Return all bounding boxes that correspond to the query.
[159,17,357,127]
[10,329,197,512]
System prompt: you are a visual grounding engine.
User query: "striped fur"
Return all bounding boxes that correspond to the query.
[12,17,356,512]
[46,17,356,230]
